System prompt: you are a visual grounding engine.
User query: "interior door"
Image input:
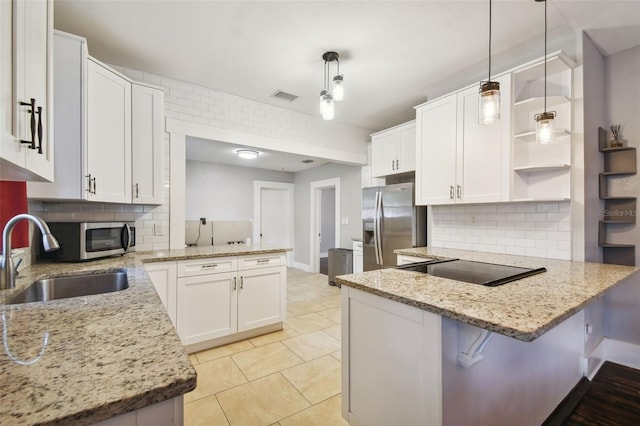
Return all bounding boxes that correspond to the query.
[260,188,290,247]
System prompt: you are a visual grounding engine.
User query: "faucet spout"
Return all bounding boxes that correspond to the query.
[1,214,60,290]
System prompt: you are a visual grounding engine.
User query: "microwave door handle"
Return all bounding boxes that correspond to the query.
[122,224,132,251]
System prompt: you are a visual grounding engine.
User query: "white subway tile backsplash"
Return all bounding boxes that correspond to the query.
[431,201,572,260]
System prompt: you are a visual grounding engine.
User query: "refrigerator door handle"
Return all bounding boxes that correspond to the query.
[375,190,383,265]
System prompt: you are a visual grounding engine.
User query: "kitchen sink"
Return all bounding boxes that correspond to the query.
[8,269,129,304]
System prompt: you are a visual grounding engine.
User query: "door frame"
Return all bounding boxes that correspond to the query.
[310,177,341,273]
[253,181,294,265]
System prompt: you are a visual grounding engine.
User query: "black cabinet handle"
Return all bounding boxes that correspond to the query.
[36,106,43,154]
[19,98,36,149]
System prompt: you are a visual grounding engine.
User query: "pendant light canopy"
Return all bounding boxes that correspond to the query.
[534,0,556,144]
[478,0,500,125]
[320,51,343,120]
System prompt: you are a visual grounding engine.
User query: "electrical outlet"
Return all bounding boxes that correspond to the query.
[200,217,207,225]
[154,223,165,236]
[341,217,349,225]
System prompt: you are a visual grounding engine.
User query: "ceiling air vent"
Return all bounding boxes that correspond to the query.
[270,90,298,102]
[301,159,315,164]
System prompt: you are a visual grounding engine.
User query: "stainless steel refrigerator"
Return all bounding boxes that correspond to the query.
[362,182,427,271]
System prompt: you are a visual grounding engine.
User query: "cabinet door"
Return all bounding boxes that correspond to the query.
[177,272,237,345]
[396,124,416,174]
[457,74,511,203]
[353,241,363,273]
[1,0,53,181]
[237,266,285,332]
[416,94,457,205]
[371,132,397,177]
[145,262,177,327]
[86,59,132,203]
[132,83,163,204]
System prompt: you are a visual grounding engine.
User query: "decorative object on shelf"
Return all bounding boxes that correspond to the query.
[609,124,625,148]
[534,0,556,145]
[320,51,343,120]
[478,0,500,125]
[236,149,259,159]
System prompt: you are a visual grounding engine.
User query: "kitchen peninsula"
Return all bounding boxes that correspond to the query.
[336,247,640,426]
[0,244,290,425]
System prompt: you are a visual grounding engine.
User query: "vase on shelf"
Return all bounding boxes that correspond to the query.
[609,137,624,148]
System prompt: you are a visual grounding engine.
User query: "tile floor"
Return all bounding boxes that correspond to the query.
[184,268,348,426]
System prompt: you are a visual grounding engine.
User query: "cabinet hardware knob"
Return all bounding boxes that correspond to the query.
[36,106,43,154]
[233,277,237,291]
[457,185,462,199]
[391,160,395,171]
[135,183,139,198]
[257,259,270,264]
[19,98,36,149]
[396,159,399,169]
[240,276,244,290]
[450,186,454,199]
[201,264,218,269]
[92,177,97,194]
[85,174,92,193]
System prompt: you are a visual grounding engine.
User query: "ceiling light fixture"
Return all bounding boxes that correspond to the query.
[534,0,556,144]
[478,0,500,125]
[320,51,344,120]
[236,149,259,159]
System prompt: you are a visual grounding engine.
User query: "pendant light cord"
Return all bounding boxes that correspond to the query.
[544,0,547,112]
[488,0,492,82]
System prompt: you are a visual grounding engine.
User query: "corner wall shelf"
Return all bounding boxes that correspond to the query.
[597,127,637,266]
[514,130,571,143]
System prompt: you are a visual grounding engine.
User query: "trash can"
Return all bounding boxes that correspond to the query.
[328,248,353,287]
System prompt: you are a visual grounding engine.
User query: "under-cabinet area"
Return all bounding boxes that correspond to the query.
[144,250,288,353]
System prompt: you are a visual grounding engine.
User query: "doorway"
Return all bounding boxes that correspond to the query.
[310,178,340,273]
[253,181,294,265]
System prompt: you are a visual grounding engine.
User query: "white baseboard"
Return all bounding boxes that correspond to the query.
[586,337,640,379]
[292,262,312,272]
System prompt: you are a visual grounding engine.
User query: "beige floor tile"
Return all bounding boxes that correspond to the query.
[249,327,300,347]
[331,350,342,362]
[217,373,310,425]
[282,330,341,361]
[281,355,341,404]
[287,300,326,317]
[231,342,303,380]
[316,294,342,309]
[195,340,255,363]
[285,313,336,334]
[279,395,348,426]
[188,354,199,366]
[184,357,248,403]
[318,307,342,324]
[323,324,341,341]
[184,394,229,426]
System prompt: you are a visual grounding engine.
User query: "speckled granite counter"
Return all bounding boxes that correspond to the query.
[335,247,640,342]
[0,244,289,425]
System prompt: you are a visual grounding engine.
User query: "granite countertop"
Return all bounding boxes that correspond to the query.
[336,247,640,342]
[0,244,289,425]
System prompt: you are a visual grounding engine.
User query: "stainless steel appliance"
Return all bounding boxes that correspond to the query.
[363,182,426,270]
[39,222,135,261]
[328,248,353,287]
[397,259,547,287]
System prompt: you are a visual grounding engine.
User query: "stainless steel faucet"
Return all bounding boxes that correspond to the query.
[1,214,60,290]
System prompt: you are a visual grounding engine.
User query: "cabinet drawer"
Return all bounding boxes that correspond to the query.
[177,256,237,277]
[238,253,286,270]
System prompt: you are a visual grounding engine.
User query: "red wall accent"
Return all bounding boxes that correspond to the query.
[0,181,30,251]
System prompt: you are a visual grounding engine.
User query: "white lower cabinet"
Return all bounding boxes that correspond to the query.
[353,241,363,273]
[396,254,428,265]
[147,253,287,351]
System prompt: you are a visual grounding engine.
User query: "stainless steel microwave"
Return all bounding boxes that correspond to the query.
[39,222,136,261]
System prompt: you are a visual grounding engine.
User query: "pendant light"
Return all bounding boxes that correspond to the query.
[534,0,556,144]
[320,51,343,120]
[478,0,500,125]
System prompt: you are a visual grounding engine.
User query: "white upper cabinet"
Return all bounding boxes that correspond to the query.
[371,121,416,177]
[132,83,164,204]
[416,74,511,205]
[0,0,53,181]
[28,31,164,204]
[86,58,132,203]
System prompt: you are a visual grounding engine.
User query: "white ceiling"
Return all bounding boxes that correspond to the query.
[53,0,640,170]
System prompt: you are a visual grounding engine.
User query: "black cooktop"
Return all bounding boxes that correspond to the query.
[397,259,547,287]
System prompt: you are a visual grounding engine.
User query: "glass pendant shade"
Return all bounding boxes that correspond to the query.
[320,91,334,120]
[333,75,344,102]
[535,111,556,144]
[478,81,500,125]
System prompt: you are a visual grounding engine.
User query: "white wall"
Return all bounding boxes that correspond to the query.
[430,201,572,260]
[186,160,293,222]
[605,45,640,266]
[320,188,336,254]
[294,163,362,266]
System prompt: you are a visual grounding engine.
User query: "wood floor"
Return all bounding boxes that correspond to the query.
[545,361,640,425]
